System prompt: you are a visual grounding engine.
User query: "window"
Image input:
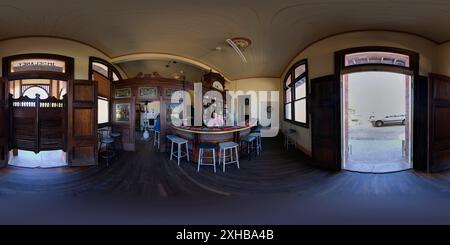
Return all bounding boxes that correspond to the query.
[98,97,110,124]
[344,51,410,68]
[23,86,49,99]
[112,72,120,81]
[92,62,109,78]
[89,57,123,82]
[90,57,122,126]
[284,60,308,127]
[3,53,74,81]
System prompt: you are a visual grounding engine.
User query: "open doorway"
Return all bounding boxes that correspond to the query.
[136,101,160,141]
[342,72,412,172]
[8,79,67,168]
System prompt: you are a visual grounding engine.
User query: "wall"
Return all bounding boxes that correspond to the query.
[434,43,450,76]
[0,37,127,80]
[227,77,281,92]
[281,31,438,155]
[227,77,282,135]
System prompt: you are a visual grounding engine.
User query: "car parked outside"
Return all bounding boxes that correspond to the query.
[369,114,406,127]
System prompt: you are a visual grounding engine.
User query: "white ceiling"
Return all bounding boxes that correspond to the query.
[120,60,207,82]
[0,0,449,80]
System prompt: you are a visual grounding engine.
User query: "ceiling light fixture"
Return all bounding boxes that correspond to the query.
[230,37,252,49]
[226,37,251,63]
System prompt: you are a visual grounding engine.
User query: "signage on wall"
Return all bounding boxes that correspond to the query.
[10,59,66,73]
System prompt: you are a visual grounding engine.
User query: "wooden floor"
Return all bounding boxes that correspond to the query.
[0,135,449,198]
[2,136,450,224]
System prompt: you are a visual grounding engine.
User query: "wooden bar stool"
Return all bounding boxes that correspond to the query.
[169,136,190,166]
[218,142,239,172]
[197,143,217,173]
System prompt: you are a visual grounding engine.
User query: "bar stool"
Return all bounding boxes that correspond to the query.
[197,143,217,173]
[165,134,180,154]
[285,129,297,150]
[153,130,160,149]
[251,126,262,151]
[164,134,177,152]
[249,132,262,155]
[240,135,258,160]
[252,125,262,133]
[169,136,190,166]
[110,132,122,151]
[218,142,239,172]
[99,136,115,167]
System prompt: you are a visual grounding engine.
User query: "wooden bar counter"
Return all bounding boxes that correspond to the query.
[170,125,252,163]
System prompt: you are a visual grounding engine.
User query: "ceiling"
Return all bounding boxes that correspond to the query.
[120,60,207,82]
[0,0,449,80]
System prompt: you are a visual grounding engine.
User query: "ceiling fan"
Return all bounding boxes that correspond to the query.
[225,37,251,64]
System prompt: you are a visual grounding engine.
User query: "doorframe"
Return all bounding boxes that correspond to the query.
[334,46,420,170]
[1,53,74,167]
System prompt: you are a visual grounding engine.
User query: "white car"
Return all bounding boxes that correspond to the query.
[369,114,406,127]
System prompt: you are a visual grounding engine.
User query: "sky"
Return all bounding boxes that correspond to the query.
[347,71,407,126]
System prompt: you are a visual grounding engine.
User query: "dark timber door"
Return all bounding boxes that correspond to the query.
[67,80,98,166]
[428,73,450,172]
[413,75,428,171]
[0,78,9,167]
[311,75,341,171]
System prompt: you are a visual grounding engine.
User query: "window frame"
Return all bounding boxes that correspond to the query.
[89,57,123,126]
[284,59,309,128]
[88,57,123,82]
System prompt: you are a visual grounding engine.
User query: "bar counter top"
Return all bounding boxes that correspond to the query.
[170,124,254,162]
[171,125,253,134]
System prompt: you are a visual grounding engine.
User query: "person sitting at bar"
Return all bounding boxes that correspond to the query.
[207,111,224,127]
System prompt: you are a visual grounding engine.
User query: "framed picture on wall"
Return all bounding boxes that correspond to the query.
[115,103,131,122]
[139,87,158,98]
[115,88,131,98]
[165,88,177,98]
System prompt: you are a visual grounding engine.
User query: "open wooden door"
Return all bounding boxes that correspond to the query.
[413,75,428,171]
[311,75,341,171]
[67,80,98,166]
[428,73,450,172]
[0,78,9,167]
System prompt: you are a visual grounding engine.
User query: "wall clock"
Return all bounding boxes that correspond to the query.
[212,81,224,91]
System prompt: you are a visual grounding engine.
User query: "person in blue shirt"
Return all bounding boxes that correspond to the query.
[154,114,161,132]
